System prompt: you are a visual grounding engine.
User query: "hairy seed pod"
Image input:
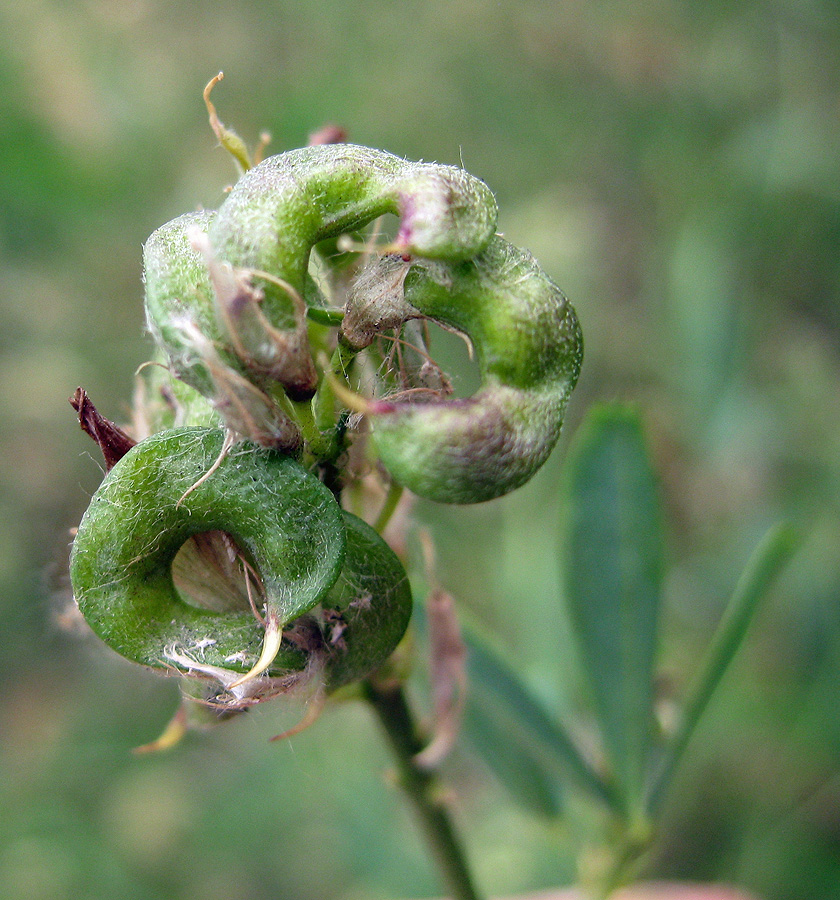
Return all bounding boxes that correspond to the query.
[208,144,498,293]
[70,427,411,686]
[144,146,497,443]
[204,143,496,399]
[143,211,304,450]
[343,237,584,503]
[319,511,412,688]
[143,210,220,401]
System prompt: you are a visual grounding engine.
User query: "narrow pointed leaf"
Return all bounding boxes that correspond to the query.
[647,522,798,813]
[463,629,618,813]
[463,698,562,819]
[560,403,664,815]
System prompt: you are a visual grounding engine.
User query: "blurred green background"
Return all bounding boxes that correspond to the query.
[2,1,839,898]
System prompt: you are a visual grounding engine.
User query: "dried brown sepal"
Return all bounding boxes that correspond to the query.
[70,387,136,471]
[414,531,467,770]
[413,585,467,770]
[190,230,319,403]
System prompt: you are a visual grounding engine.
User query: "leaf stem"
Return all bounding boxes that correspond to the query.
[362,679,483,900]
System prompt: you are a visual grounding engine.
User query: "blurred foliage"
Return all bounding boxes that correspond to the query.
[2,1,840,898]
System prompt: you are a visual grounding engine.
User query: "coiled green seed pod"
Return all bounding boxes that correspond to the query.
[209,144,498,285]
[143,145,498,444]
[69,427,411,689]
[319,510,412,688]
[142,143,582,504]
[143,211,305,450]
[343,237,584,503]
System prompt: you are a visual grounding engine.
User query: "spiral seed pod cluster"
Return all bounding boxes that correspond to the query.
[143,143,582,502]
[143,145,498,452]
[71,140,582,713]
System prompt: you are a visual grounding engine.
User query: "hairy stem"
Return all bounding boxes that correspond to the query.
[362,679,482,900]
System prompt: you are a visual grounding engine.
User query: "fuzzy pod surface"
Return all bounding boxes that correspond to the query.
[208,143,498,291]
[142,143,582,505]
[70,427,411,683]
[143,211,305,449]
[143,210,220,400]
[321,510,412,688]
[345,237,584,503]
[143,145,497,426]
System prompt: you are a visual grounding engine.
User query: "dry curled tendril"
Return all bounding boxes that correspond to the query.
[69,81,582,742]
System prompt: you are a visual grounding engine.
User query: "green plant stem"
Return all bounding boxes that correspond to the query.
[374,482,404,533]
[362,679,482,900]
[594,823,652,900]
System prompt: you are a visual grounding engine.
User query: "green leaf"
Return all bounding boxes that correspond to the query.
[646,522,798,814]
[462,699,562,819]
[560,403,664,816]
[463,630,617,814]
